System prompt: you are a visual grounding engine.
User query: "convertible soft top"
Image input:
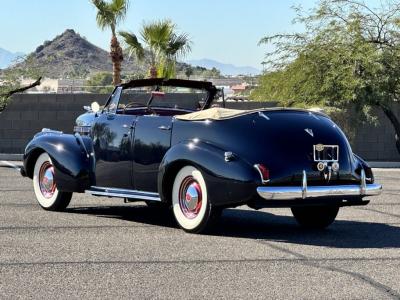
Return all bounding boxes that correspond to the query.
[175,107,328,121]
[120,78,216,91]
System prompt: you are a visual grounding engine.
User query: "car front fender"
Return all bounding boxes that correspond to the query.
[158,140,260,206]
[23,130,95,192]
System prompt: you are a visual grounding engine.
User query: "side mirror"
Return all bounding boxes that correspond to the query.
[91,102,100,113]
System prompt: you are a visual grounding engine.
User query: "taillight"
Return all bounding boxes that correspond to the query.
[254,164,270,183]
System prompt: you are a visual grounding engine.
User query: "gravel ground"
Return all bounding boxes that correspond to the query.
[0,162,399,299]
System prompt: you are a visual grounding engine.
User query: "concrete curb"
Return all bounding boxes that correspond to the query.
[368,161,400,168]
[1,153,399,168]
[0,154,23,161]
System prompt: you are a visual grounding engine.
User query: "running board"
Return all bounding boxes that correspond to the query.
[85,186,161,201]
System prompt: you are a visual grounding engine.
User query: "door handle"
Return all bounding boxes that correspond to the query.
[158,125,171,131]
[123,124,135,129]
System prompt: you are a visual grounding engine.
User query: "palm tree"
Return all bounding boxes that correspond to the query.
[91,0,129,85]
[120,20,192,78]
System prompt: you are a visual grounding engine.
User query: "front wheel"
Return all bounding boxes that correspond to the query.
[33,153,72,211]
[172,166,220,233]
[291,206,339,229]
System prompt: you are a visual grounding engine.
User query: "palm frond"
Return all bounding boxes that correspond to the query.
[91,0,113,30]
[110,0,129,23]
[140,20,174,50]
[120,31,145,60]
[167,33,192,57]
[91,0,129,31]
[123,19,192,78]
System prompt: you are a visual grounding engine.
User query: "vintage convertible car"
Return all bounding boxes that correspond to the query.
[21,78,382,233]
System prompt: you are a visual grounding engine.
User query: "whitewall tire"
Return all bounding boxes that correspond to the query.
[172,166,220,233]
[33,153,72,211]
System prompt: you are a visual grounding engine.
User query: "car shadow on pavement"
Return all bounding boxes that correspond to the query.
[66,205,177,228]
[214,208,400,249]
[66,205,400,249]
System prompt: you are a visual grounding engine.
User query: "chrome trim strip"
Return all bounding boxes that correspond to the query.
[360,169,367,195]
[74,133,89,158]
[41,128,63,135]
[85,186,161,201]
[91,186,160,196]
[302,170,307,199]
[258,111,270,120]
[257,170,382,200]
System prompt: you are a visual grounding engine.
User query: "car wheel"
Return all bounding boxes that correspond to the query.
[172,166,220,233]
[33,153,72,211]
[291,206,339,229]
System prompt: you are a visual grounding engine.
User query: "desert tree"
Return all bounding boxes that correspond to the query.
[185,66,194,79]
[255,0,400,154]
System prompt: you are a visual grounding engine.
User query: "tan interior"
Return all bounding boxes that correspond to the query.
[175,107,255,121]
[175,107,328,121]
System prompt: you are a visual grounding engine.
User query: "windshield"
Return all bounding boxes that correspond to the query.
[119,85,208,111]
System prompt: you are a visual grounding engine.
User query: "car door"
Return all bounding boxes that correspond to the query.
[132,115,173,192]
[92,87,136,189]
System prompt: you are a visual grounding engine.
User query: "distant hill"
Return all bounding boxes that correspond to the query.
[188,58,260,76]
[0,48,24,69]
[9,29,145,78]
[3,29,224,80]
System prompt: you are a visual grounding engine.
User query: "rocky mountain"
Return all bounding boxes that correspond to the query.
[10,29,145,78]
[4,29,220,80]
[188,58,260,76]
[0,48,24,69]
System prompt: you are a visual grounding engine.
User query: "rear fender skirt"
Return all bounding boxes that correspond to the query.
[24,131,95,192]
[158,140,260,206]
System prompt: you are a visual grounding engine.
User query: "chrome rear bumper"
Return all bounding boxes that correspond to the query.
[257,169,382,201]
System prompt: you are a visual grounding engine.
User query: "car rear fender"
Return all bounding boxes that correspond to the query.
[353,153,374,183]
[24,131,95,192]
[158,140,260,206]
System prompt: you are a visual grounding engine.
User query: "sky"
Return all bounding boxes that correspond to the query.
[0,0,322,69]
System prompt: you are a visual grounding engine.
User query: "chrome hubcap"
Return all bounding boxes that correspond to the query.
[39,162,56,198]
[179,176,202,219]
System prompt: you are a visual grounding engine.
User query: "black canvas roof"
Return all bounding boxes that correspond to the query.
[120,78,216,91]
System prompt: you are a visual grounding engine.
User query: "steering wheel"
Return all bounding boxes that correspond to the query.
[122,102,144,114]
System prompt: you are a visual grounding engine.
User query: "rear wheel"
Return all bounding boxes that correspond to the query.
[33,153,72,211]
[291,206,339,229]
[172,166,220,233]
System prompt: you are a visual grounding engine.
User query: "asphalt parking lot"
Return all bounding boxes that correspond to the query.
[0,163,399,299]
